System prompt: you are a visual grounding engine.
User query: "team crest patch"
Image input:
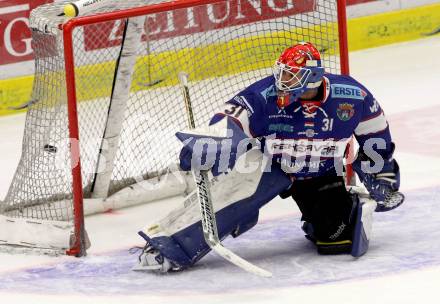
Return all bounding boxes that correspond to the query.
[336,103,355,121]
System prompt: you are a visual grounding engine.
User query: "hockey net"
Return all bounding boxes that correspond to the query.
[0,0,349,255]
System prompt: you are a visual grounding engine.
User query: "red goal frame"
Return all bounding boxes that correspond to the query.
[61,0,351,256]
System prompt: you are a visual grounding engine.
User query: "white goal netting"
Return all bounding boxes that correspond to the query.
[1,0,344,233]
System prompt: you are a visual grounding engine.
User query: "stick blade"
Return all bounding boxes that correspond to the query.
[212,244,272,278]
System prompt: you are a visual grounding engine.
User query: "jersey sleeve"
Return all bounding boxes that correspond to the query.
[354,91,394,158]
[209,92,263,138]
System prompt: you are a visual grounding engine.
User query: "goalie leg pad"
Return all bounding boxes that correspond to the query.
[351,194,377,257]
[231,210,259,238]
[138,164,291,269]
[137,231,193,269]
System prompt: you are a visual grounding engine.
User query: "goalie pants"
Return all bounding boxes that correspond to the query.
[281,174,356,244]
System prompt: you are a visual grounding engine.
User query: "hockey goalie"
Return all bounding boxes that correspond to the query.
[133,42,404,273]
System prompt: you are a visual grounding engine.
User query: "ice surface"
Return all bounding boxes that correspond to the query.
[1,36,440,303]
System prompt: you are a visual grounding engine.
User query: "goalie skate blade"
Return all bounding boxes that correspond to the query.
[212,244,272,278]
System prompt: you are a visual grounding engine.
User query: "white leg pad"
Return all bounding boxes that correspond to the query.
[143,149,266,238]
[351,192,377,257]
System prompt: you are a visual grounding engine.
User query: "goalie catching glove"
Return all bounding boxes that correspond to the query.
[352,143,404,212]
[176,117,252,176]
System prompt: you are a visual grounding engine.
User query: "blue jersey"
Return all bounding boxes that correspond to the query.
[211,73,393,179]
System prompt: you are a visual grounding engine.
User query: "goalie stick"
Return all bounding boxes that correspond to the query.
[178,71,272,278]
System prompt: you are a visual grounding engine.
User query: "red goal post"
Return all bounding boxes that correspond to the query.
[0,0,351,256]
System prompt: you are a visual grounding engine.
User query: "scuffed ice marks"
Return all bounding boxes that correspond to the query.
[0,187,440,295]
[0,255,140,295]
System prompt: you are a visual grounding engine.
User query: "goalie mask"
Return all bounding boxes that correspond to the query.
[273,42,325,99]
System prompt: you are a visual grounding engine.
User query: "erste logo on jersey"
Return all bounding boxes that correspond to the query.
[331,84,367,100]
